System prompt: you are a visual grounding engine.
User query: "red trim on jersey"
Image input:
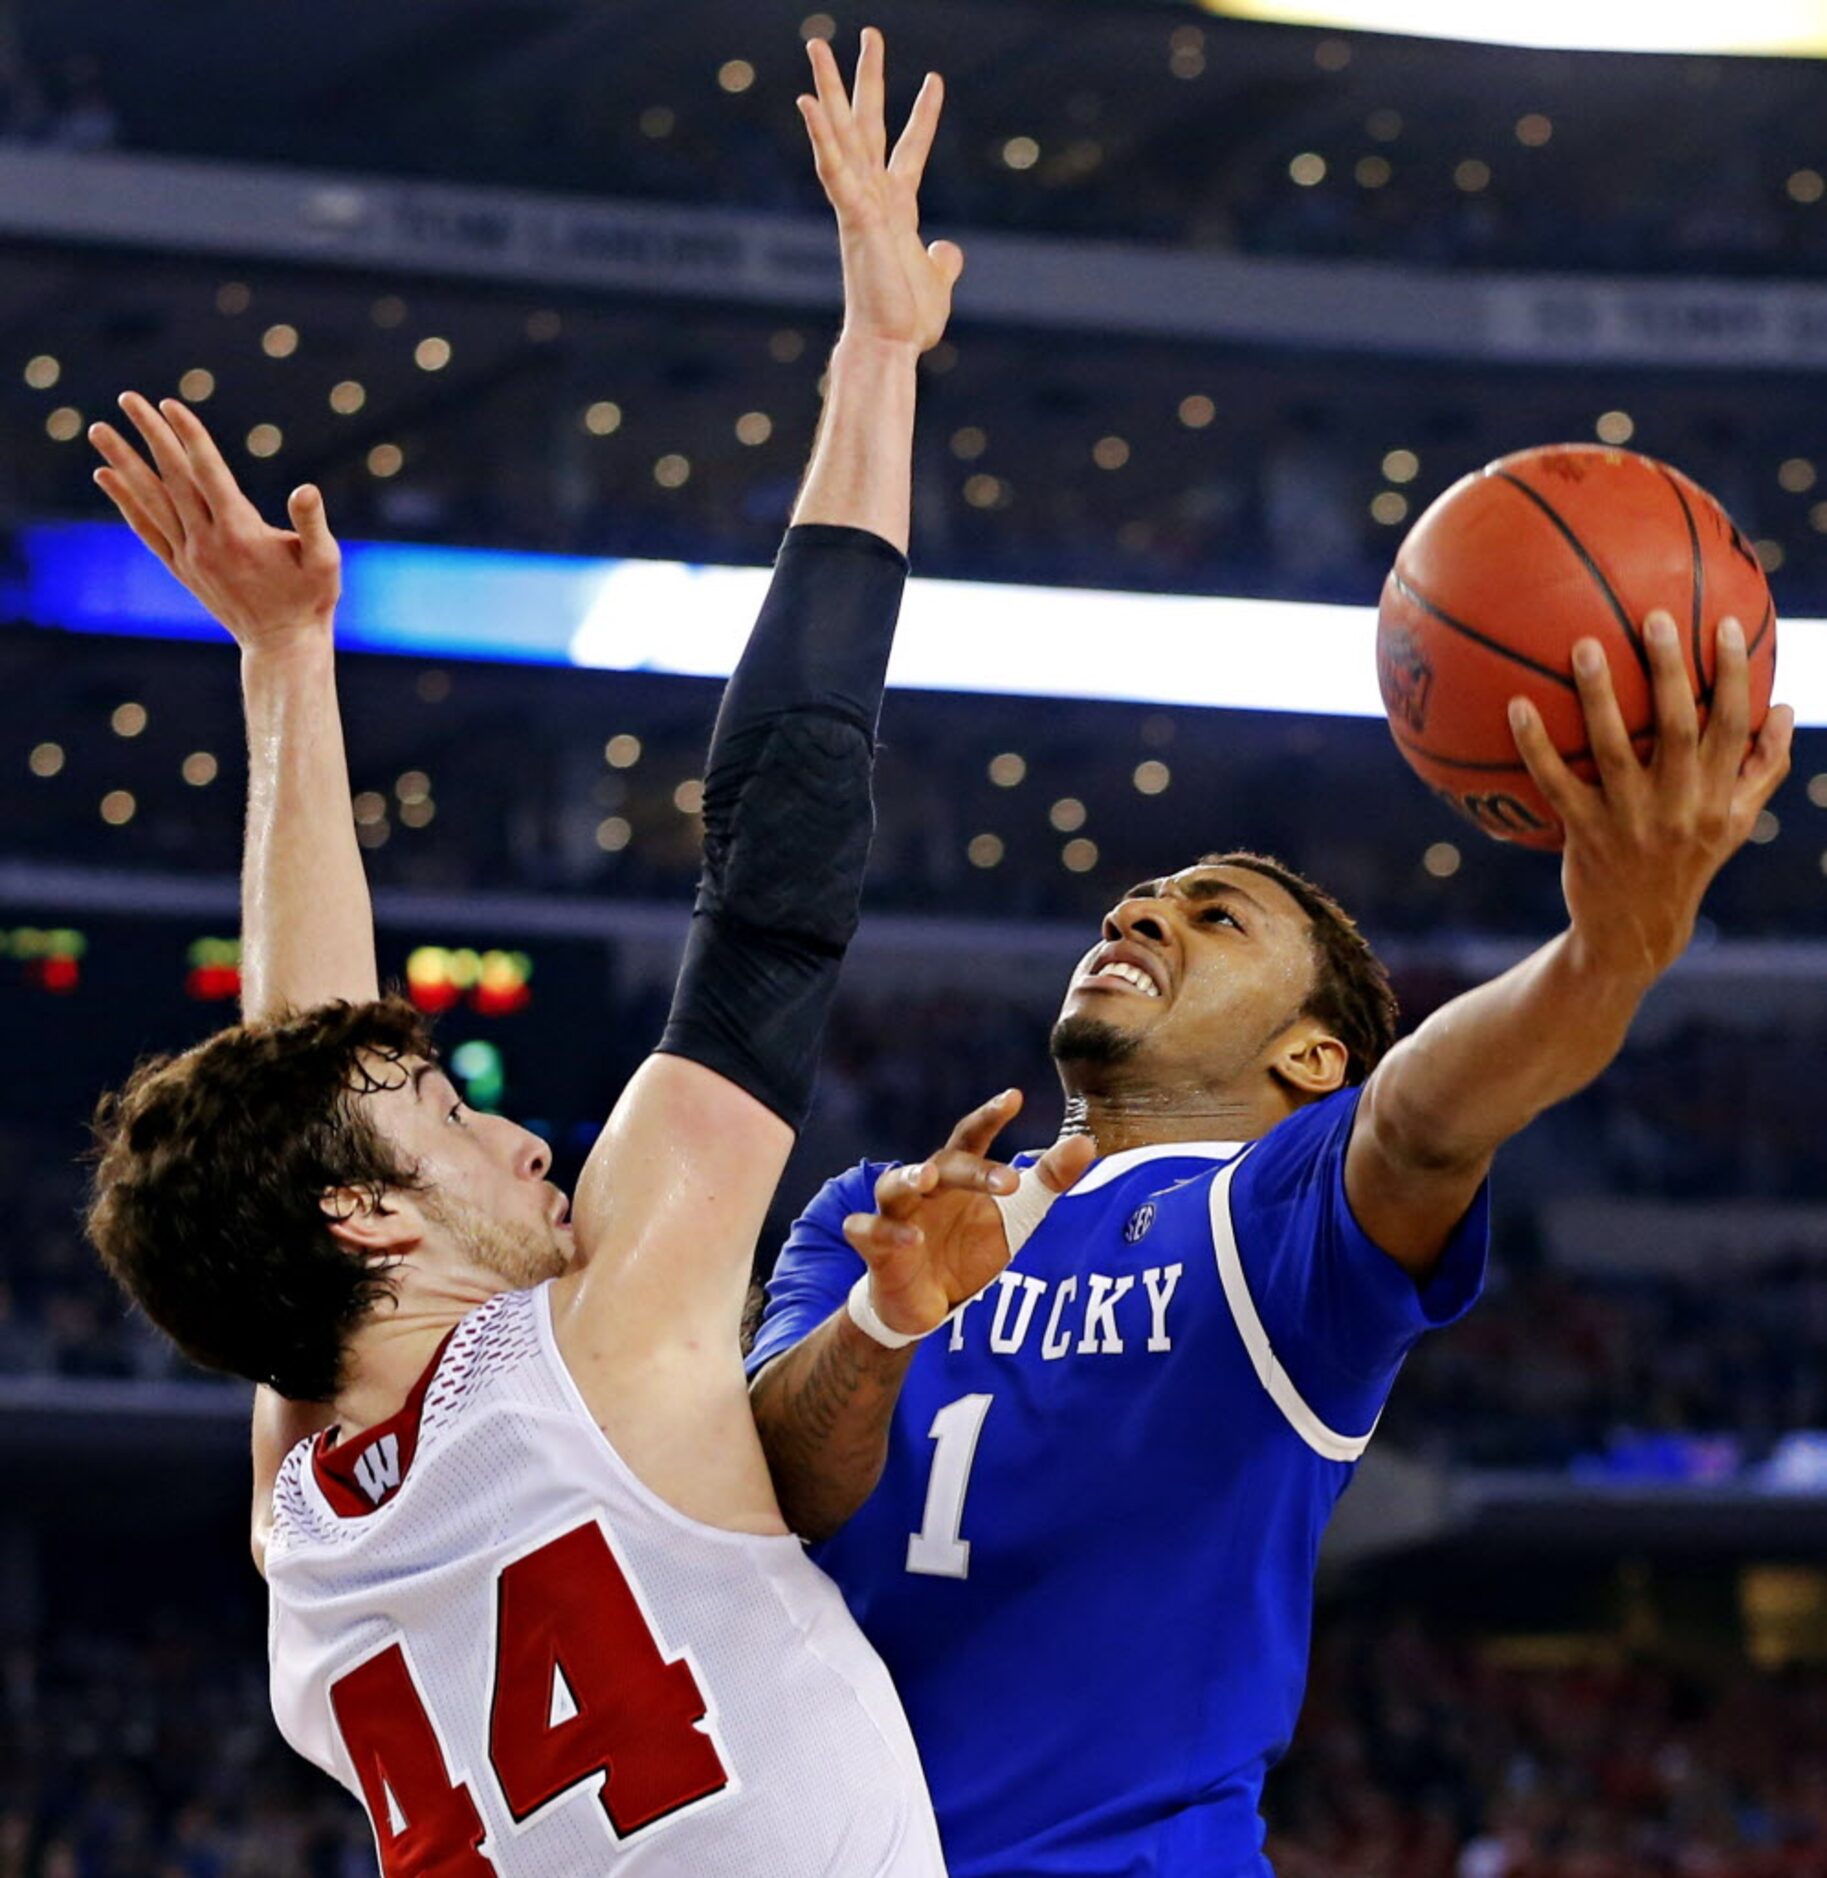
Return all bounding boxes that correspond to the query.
[312,1329,456,1518]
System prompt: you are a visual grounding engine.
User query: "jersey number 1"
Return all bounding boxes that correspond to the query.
[906,1392,994,1579]
[329,1521,729,1873]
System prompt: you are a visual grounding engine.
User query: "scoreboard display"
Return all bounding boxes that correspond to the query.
[1,915,620,1168]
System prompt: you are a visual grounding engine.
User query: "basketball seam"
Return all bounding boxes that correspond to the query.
[1388,570,1578,692]
[1390,725,1654,775]
[1749,597,1775,661]
[1490,467,1649,676]
[1655,465,1707,698]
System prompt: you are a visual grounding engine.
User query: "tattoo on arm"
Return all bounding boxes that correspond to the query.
[751,1312,916,1542]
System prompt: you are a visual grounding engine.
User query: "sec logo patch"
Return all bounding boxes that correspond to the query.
[1123,1203,1156,1245]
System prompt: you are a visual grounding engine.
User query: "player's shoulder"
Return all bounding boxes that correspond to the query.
[269,1287,555,1552]
[1228,1085,1365,1197]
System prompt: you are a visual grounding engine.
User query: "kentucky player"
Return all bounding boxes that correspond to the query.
[749,621,1792,1875]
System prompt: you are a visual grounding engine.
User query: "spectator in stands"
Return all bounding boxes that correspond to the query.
[45,57,119,154]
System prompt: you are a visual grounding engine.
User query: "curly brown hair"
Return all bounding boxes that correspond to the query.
[86,997,434,1401]
[1203,851,1399,1086]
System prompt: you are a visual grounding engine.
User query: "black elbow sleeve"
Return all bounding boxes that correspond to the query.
[656,525,906,1127]
[694,706,876,951]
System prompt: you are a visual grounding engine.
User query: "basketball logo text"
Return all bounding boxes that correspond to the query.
[1441,789,1550,838]
[1376,628,1434,736]
[1539,450,1593,484]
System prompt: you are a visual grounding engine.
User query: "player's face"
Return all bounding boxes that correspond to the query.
[362,1059,575,1291]
[1053,863,1327,1092]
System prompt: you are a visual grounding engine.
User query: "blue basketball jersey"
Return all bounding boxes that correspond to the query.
[747,1087,1488,1877]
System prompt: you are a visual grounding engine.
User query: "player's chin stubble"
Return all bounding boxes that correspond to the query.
[1049,1014,1145,1068]
[428,1191,570,1290]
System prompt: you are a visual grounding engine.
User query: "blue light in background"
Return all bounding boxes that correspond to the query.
[12,518,1827,723]
[13,520,601,666]
[340,540,604,664]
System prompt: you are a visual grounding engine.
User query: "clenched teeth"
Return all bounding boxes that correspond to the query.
[1092,962,1160,997]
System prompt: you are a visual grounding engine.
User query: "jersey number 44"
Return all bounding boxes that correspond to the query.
[328,1521,730,1873]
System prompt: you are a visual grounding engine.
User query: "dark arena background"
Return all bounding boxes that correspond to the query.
[5,1,1827,1873]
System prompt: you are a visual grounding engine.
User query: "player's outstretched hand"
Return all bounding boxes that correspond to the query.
[800,27,962,356]
[90,392,341,651]
[843,1092,1095,1340]
[1508,611,1793,982]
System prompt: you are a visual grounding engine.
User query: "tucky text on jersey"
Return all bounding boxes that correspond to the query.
[942,1263,1184,1360]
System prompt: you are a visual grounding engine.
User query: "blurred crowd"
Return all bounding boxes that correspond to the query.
[1386,1259,1827,1474]
[8,1608,1827,1876]
[0,1621,371,1878]
[315,74,1827,285]
[1578,1021,1826,1202]
[7,623,1826,941]
[1268,1622,1827,1878]
[571,87,1827,285]
[21,4,1827,285]
[19,234,1827,625]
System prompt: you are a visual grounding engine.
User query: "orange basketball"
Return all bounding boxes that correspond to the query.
[1376,444,1777,850]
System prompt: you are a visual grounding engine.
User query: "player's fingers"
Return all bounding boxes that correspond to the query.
[925,1148,1020,1198]
[807,35,864,163]
[926,238,965,290]
[1701,616,1752,792]
[1508,696,1592,829]
[287,484,340,573]
[92,467,176,566]
[118,391,211,533]
[843,1212,922,1255]
[161,396,253,519]
[853,25,887,168]
[1034,1131,1097,1196]
[873,1159,940,1220]
[1644,612,1700,792]
[944,1088,1020,1156]
[89,421,184,545]
[1570,638,1642,798]
[888,70,944,189]
[1731,702,1794,825]
[797,96,865,215]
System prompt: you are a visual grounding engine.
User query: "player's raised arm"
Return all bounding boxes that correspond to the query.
[91,396,362,1563]
[546,32,960,1477]
[1345,613,1793,1275]
[93,397,368,1020]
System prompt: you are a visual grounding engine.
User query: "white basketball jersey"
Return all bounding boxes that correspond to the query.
[266,1284,945,1877]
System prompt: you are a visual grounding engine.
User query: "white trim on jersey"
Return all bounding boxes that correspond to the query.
[1206,1153,1379,1465]
[1061,1139,1247,1198]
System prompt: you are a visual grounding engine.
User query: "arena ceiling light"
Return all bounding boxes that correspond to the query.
[16,519,1827,727]
[1197,0,1827,55]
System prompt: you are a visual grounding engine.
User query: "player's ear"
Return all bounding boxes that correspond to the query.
[1269,1023,1349,1100]
[321,1184,424,1257]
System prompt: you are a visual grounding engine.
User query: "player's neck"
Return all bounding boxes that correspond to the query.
[1063,1087,1290,1158]
[333,1304,469,1441]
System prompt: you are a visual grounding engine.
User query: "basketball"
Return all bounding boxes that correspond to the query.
[1376,444,1777,850]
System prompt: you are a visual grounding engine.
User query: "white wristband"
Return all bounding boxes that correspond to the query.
[846,1272,926,1350]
